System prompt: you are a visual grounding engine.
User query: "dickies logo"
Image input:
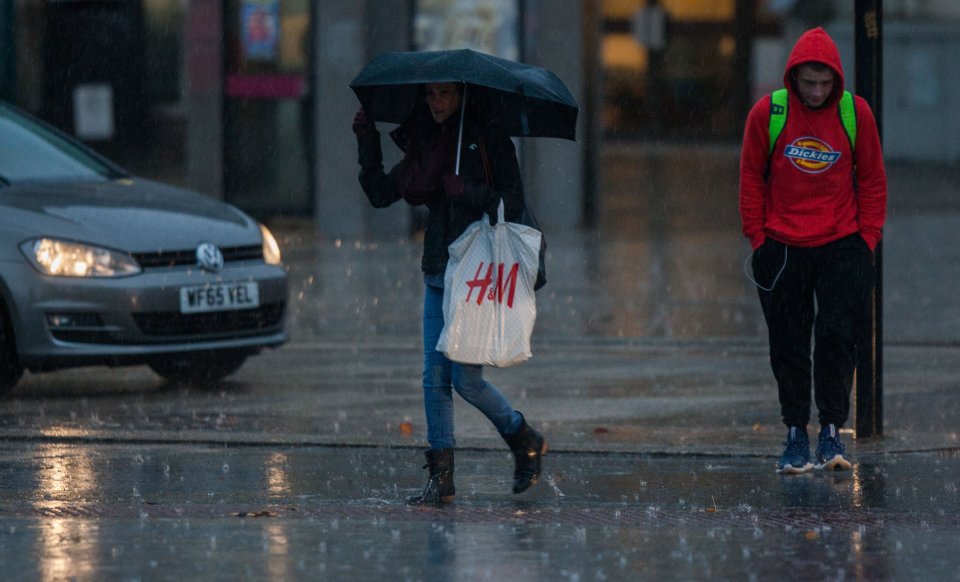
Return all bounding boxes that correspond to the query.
[783,137,841,174]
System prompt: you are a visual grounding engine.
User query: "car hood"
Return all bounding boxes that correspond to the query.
[0,178,260,252]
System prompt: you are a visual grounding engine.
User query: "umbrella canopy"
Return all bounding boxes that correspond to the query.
[350,49,579,141]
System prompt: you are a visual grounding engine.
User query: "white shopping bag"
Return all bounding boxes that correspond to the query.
[436,201,541,367]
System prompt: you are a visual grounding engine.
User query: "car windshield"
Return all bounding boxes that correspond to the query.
[0,103,120,183]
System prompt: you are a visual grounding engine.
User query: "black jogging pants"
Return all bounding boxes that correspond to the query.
[752,233,875,428]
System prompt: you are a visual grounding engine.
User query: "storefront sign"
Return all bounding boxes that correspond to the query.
[241,0,279,61]
[415,0,519,59]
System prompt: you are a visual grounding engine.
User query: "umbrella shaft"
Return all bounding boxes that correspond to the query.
[455,84,466,175]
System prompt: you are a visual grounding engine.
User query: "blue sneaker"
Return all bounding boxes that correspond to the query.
[776,426,813,474]
[815,424,852,471]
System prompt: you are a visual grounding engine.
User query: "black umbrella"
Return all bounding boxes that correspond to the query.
[350,48,579,142]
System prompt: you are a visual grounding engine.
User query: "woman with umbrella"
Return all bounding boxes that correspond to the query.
[352,80,547,505]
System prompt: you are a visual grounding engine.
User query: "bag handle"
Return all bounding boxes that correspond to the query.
[478,140,502,224]
[482,138,546,289]
[478,140,493,187]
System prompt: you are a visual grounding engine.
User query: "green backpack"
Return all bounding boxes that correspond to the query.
[768,88,857,155]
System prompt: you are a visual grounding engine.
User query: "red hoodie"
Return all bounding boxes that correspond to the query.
[739,27,887,251]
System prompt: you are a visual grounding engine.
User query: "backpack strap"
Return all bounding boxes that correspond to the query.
[837,90,857,150]
[768,88,789,156]
[768,88,857,156]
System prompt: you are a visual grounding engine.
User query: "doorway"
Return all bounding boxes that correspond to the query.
[223,0,313,218]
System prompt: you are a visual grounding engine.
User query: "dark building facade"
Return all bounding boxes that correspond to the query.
[4,1,958,235]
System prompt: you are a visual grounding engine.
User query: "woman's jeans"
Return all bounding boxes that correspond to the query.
[422,274,521,450]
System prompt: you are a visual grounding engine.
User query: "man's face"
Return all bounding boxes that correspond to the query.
[425,83,462,124]
[794,64,836,109]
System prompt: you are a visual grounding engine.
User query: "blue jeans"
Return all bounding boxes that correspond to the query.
[422,274,521,450]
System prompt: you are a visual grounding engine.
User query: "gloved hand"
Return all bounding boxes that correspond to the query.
[352,108,375,136]
[402,190,430,206]
[442,174,465,199]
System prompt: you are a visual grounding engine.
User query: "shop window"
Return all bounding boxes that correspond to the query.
[223,0,313,217]
[602,0,743,140]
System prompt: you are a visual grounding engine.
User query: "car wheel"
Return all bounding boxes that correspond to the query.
[148,351,247,385]
[0,302,24,395]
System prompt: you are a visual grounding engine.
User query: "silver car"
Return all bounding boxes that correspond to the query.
[0,101,288,393]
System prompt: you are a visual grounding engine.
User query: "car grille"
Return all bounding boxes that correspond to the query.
[48,303,285,344]
[132,245,263,269]
[132,303,286,341]
[50,329,116,344]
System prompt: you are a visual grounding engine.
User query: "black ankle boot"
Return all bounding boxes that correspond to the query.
[502,413,547,494]
[406,448,455,505]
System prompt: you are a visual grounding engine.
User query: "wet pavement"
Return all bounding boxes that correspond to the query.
[1,443,958,580]
[1,146,959,580]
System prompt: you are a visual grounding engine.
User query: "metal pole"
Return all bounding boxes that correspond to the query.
[580,0,601,228]
[854,0,883,437]
[733,0,755,133]
[0,0,14,103]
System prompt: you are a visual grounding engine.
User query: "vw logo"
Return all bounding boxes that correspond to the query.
[196,242,224,272]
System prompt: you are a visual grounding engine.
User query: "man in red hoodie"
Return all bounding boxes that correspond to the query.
[739,27,887,474]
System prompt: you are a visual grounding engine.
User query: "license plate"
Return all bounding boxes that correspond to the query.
[179,282,260,314]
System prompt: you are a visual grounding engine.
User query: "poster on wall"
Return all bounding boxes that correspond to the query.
[415,0,519,59]
[241,0,280,62]
[73,84,114,141]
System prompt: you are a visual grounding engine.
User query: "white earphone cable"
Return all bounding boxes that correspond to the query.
[744,245,788,292]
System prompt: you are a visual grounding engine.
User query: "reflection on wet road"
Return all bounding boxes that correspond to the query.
[281,146,762,342]
[281,149,960,345]
[0,444,958,580]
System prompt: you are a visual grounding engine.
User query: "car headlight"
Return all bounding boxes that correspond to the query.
[20,238,141,277]
[259,224,282,265]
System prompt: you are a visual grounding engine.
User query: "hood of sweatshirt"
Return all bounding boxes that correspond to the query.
[783,27,845,109]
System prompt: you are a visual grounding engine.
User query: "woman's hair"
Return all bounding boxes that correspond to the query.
[464,85,491,118]
[423,81,464,95]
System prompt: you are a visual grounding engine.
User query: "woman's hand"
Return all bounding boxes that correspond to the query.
[442,174,465,199]
[352,108,375,136]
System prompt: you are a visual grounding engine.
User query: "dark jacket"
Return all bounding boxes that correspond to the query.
[357,108,525,275]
